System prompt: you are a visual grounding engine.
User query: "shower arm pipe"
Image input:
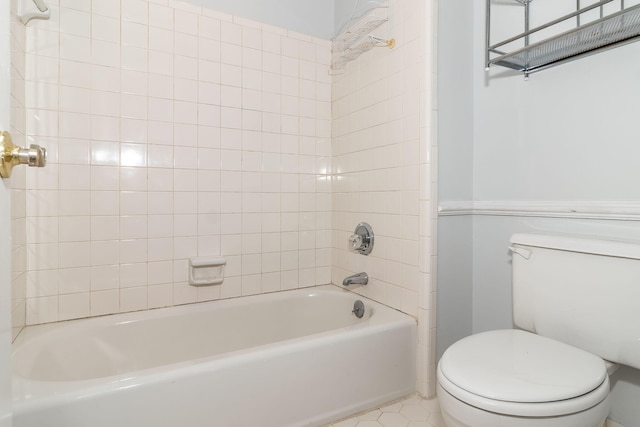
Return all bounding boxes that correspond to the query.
[369,35,395,48]
[32,0,48,12]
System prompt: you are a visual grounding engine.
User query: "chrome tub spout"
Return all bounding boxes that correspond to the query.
[342,272,368,286]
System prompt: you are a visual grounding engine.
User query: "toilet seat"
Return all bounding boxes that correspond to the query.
[438,329,610,417]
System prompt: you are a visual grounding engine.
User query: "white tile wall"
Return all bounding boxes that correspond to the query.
[22,0,332,324]
[10,0,27,340]
[330,0,437,397]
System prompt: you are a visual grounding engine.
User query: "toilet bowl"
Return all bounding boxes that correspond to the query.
[437,330,611,427]
[437,234,640,427]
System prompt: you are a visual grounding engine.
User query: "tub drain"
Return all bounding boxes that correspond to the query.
[352,300,365,318]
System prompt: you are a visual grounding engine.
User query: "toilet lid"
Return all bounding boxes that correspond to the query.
[439,329,607,403]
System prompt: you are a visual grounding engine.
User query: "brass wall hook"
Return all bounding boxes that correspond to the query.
[0,131,47,178]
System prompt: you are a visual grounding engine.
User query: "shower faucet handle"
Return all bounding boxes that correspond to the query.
[0,131,47,178]
[348,222,374,255]
[349,233,363,250]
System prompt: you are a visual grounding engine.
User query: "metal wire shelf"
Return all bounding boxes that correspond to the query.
[486,0,640,76]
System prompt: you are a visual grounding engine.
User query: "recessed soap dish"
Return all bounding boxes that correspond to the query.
[189,256,226,286]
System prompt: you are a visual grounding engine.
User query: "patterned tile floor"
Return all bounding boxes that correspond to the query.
[324,395,445,427]
[323,395,625,427]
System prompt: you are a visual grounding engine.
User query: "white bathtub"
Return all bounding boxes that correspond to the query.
[12,285,416,427]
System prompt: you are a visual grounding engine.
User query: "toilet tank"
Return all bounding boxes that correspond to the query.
[510,233,640,370]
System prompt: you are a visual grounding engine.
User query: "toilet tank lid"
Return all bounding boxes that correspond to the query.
[439,330,607,404]
[510,233,640,260]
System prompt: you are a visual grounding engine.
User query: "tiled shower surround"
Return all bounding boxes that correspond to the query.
[21,0,332,323]
[14,0,437,397]
[331,0,436,396]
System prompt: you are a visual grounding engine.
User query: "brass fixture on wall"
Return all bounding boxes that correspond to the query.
[0,131,47,178]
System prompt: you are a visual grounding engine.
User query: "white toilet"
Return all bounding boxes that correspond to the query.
[437,233,640,427]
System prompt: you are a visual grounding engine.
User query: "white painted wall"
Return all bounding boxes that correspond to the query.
[0,0,12,424]
[197,0,334,39]
[189,0,386,40]
[333,0,358,36]
[438,0,640,425]
[435,0,474,360]
[333,0,386,37]
[474,51,640,200]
